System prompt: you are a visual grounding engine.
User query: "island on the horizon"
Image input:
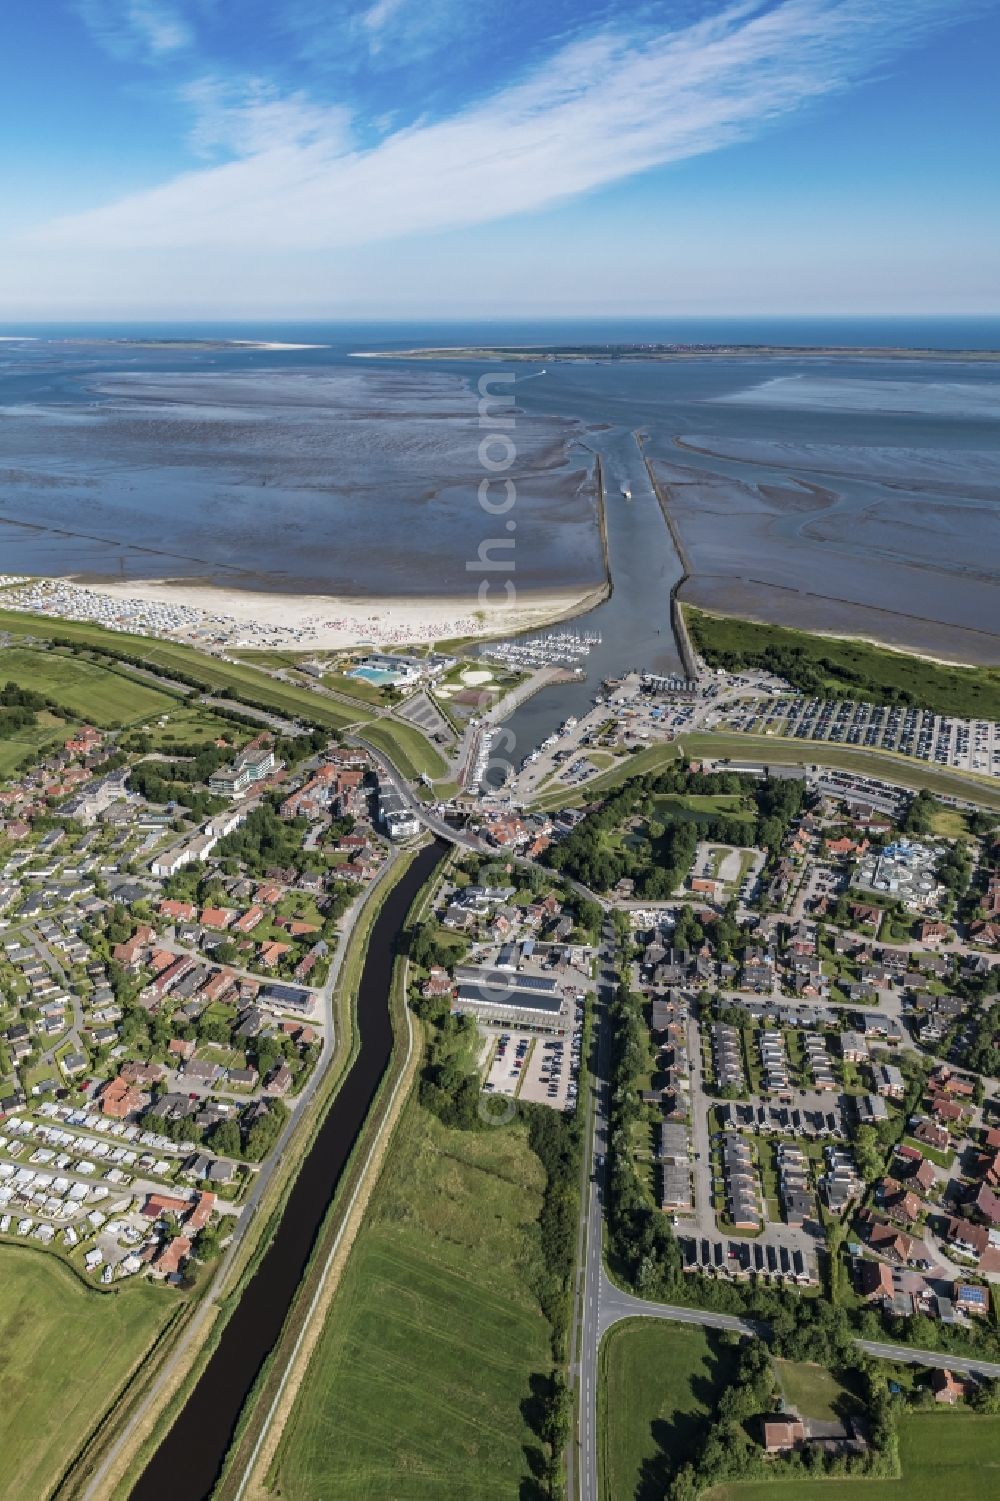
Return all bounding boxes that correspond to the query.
[352,341,1000,362]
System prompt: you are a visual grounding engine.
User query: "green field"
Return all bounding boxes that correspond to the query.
[929,806,971,838]
[685,606,1000,720]
[123,705,250,750]
[0,1247,174,1501]
[359,719,449,780]
[270,1102,552,1500]
[653,792,756,824]
[0,646,176,727]
[599,1320,740,1501]
[706,1410,1000,1501]
[775,1359,859,1422]
[0,609,366,733]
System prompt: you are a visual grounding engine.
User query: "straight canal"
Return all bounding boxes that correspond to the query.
[129,838,447,1501]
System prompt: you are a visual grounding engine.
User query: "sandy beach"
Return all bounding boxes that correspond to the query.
[16,575,606,651]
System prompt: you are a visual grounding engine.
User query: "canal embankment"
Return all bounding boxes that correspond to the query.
[122,840,447,1501]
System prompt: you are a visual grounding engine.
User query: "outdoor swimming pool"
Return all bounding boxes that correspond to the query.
[349,666,398,685]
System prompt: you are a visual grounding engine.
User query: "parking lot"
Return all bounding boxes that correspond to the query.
[716,695,1000,777]
[480,1015,583,1112]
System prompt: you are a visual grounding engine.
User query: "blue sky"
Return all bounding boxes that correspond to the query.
[1,0,998,316]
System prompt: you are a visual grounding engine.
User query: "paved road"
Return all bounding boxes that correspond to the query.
[856,1341,1000,1379]
[575,916,615,1501]
[598,1282,758,1339]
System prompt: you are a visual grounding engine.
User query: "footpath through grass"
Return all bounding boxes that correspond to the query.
[0,1248,174,1501]
[685,606,1000,721]
[705,1409,1000,1501]
[269,1102,552,1501]
[599,1320,740,1501]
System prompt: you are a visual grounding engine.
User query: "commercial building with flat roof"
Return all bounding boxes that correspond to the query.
[453,977,567,1034]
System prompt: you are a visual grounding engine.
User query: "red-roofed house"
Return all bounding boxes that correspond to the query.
[763,1420,806,1453]
[159,899,197,923]
[101,1076,143,1120]
[153,1235,191,1277]
[142,1192,191,1218]
[186,1192,216,1233]
[200,907,235,930]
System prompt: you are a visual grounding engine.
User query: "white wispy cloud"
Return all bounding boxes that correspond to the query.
[183,76,352,158]
[361,0,409,35]
[76,0,193,59]
[43,0,962,251]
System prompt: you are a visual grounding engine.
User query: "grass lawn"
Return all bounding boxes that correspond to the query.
[774,1360,859,1422]
[0,1247,174,1501]
[929,806,971,838]
[360,719,448,780]
[685,606,1000,721]
[901,1135,954,1169]
[652,792,756,824]
[270,1102,552,1501]
[0,645,176,727]
[599,1320,740,1501]
[705,1410,1000,1501]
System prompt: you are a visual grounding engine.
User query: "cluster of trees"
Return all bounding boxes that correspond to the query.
[543,764,805,896]
[689,622,938,711]
[0,680,49,737]
[140,1091,288,1161]
[128,757,228,820]
[937,839,972,900]
[241,1096,289,1160]
[900,789,938,834]
[418,1011,482,1128]
[525,1104,583,1361]
[960,994,1000,1077]
[668,1339,776,1501]
[523,1105,582,1497]
[216,802,310,875]
[856,1295,1000,1361]
[604,974,681,1294]
[670,1319,901,1501]
[408,922,469,972]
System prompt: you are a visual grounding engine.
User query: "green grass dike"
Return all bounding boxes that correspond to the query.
[0,1248,175,1501]
[359,718,449,780]
[684,605,1000,721]
[268,1100,554,1501]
